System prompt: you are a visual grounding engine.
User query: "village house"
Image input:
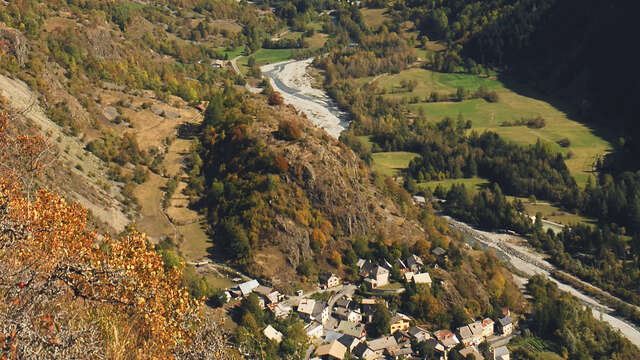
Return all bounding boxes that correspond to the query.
[432,247,447,258]
[336,320,367,338]
[315,339,347,360]
[459,346,484,360]
[406,254,424,273]
[352,342,377,360]
[237,279,260,297]
[408,325,431,342]
[360,298,379,315]
[319,272,341,289]
[404,271,415,282]
[367,336,398,357]
[360,299,378,323]
[356,258,367,269]
[493,345,510,360]
[337,334,361,352]
[358,259,376,277]
[305,321,324,339]
[457,325,475,347]
[298,298,316,320]
[334,307,362,323]
[469,321,485,344]
[412,195,427,207]
[263,325,283,344]
[498,315,513,335]
[253,285,279,305]
[313,301,330,324]
[211,59,227,69]
[267,302,292,319]
[335,297,351,309]
[412,272,432,286]
[387,343,413,359]
[433,329,460,349]
[389,313,411,334]
[365,266,390,288]
[481,318,495,337]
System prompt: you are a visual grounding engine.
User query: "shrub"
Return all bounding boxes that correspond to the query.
[268,91,284,106]
[556,137,571,147]
[485,91,499,103]
[278,119,302,140]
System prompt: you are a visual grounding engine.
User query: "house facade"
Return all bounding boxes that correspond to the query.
[390,314,411,334]
[498,315,513,335]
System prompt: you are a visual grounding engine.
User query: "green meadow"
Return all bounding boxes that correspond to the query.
[371,68,610,186]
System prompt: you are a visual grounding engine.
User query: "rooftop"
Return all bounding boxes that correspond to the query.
[499,315,513,326]
[367,336,398,351]
[494,345,509,357]
[316,340,347,360]
[238,279,259,296]
[336,320,366,338]
[298,298,316,315]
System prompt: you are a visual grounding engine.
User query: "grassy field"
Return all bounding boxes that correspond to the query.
[522,201,593,227]
[371,152,420,177]
[361,8,389,29]
[204,273,235,290]
[237,48,294,74]
[372,68,610,186]
[307,32,328,50]
[418,177,489,194]
[217,45,245,59]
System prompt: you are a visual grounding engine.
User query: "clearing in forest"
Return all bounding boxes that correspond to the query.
[371,151,420,177]
[373,68,610,186]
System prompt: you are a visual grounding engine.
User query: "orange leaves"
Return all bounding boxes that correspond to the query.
[0,175,203,358]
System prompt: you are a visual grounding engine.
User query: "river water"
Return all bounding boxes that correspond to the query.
[261,58,350,138]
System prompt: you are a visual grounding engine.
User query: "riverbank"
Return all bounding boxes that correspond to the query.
[446,215,640,347]
[261,59,350,138]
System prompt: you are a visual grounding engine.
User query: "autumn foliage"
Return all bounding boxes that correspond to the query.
[0,111,232,359]
[267,91,284,106]
[277,119,302,140]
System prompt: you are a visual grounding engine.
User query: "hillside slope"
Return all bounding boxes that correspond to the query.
[191,92,432,285]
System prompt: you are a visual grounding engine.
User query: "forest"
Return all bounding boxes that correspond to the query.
[315,1,640,314]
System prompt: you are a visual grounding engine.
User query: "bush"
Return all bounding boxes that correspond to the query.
[278,119,302,140]
[556,137,571,147]
[268,91,284,106]
[485,91,499,103]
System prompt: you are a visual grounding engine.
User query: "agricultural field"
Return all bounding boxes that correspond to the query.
[418,177,489,194]
[237,48,294,74]
[371,151,420,177]
[217,45,246,59]
[509,336,561,360]
[372,68,610,186]
[521,201,593,227]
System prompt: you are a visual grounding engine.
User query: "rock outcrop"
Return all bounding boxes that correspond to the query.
[0,23,28,65]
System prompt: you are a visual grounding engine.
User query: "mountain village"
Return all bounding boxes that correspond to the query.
[223,248,517,360]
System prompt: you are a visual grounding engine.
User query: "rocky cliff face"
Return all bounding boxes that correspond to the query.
[0,23,28,65]
[247,100,427,283]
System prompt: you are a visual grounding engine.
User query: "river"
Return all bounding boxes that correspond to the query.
[260,58,640,348]
[261,58,350,138]
[448,216,640,347]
